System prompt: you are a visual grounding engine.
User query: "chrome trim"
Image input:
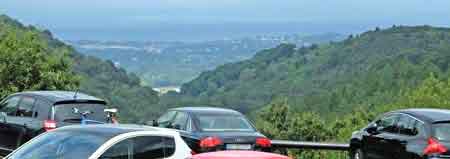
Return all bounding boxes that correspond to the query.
[0,146,14,152]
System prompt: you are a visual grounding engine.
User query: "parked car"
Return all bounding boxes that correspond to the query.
[0,91,113,155]
[4,124,192,159]
[350,108,450,159]
[188,150,291,159]
[150,107,272,153]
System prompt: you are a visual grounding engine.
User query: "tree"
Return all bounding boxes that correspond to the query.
[255,98,338,158]
[256,97,290,139]
[0,29,79,98]
[401,74,450,108]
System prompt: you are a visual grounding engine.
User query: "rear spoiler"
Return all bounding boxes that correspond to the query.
[54,100,107,105]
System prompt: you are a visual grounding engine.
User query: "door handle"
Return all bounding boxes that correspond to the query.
[380,139,389,143]
[382,137,394,140]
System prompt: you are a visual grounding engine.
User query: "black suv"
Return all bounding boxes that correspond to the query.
[150,107,271,153]
[0,91,109,155]
[350,108,450,159]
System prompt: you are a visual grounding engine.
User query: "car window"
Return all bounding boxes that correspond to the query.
[433,123,450,141]
[162,137,176,157]
[133,136,175,159]
[33,99,51,120]
[100,138,132,159]
[157,111,177,127]
[8,130,111,159]
[397,114,415,135]
[17,96,35,117]
[0,96,21,116]
[54,103,107,123]
[100,136,175,159]
[413,120,426,137]
[377,114,399,133]
[171,112,189,130]
[196,114,255,132]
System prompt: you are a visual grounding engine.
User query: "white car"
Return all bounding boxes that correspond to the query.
[4,124,192,159]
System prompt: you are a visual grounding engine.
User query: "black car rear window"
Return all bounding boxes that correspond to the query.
[195,113,255,132]
[54,103,107,123]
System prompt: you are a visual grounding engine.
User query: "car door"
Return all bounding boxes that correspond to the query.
[98,135,175,159]
[392,114,427,159]
[6,95,37,148]
[0,95,21,151]
[363,113,399,159]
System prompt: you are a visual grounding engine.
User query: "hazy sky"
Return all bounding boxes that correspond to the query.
[1,0,449,41]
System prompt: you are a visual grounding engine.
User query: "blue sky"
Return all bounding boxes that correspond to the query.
[1,0,449,41]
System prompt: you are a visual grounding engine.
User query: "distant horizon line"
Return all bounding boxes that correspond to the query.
[47,23,450,42]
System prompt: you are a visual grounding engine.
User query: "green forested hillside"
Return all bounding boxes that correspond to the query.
[168,25,450,158]
[0,15,159,123]
[173,26,450,116]
[0,16,79,97]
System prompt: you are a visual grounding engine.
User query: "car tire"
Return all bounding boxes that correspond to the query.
[351,148,365,159]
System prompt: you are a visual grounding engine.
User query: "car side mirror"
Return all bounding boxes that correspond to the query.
[366,124,380,135]
[146,120,159,127]
[173,124,182,130]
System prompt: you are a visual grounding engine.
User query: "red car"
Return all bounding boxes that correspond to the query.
[189,151,291,159]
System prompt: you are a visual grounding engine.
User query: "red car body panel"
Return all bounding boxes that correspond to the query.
[190,151,291,159]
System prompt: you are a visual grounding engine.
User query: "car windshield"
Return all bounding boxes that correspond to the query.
[433,123,450,141]
[54,103,107,123]
[7,129,114,159]
[196,114,255,132]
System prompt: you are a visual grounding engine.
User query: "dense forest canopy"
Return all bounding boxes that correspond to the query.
[169,25,450,116]
[0,15,79,98]
[0,15,160,123]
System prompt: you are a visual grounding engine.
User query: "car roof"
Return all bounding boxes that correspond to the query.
[191,151,291,159]
[394,108,450,123]
[169,107,243,115]
[12,91,106,105]
[57,124,176,136]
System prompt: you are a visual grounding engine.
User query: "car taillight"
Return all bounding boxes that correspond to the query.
[424,137,448,155]
[44,120,57,132]
[256,137,272,147]
[199,136,222,148]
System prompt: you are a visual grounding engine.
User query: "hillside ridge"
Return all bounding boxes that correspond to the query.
[168,25,450,115]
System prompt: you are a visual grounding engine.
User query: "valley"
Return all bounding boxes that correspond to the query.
[69,33,344,87]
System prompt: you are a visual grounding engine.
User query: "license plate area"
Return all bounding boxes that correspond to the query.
[226,144,252,150]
